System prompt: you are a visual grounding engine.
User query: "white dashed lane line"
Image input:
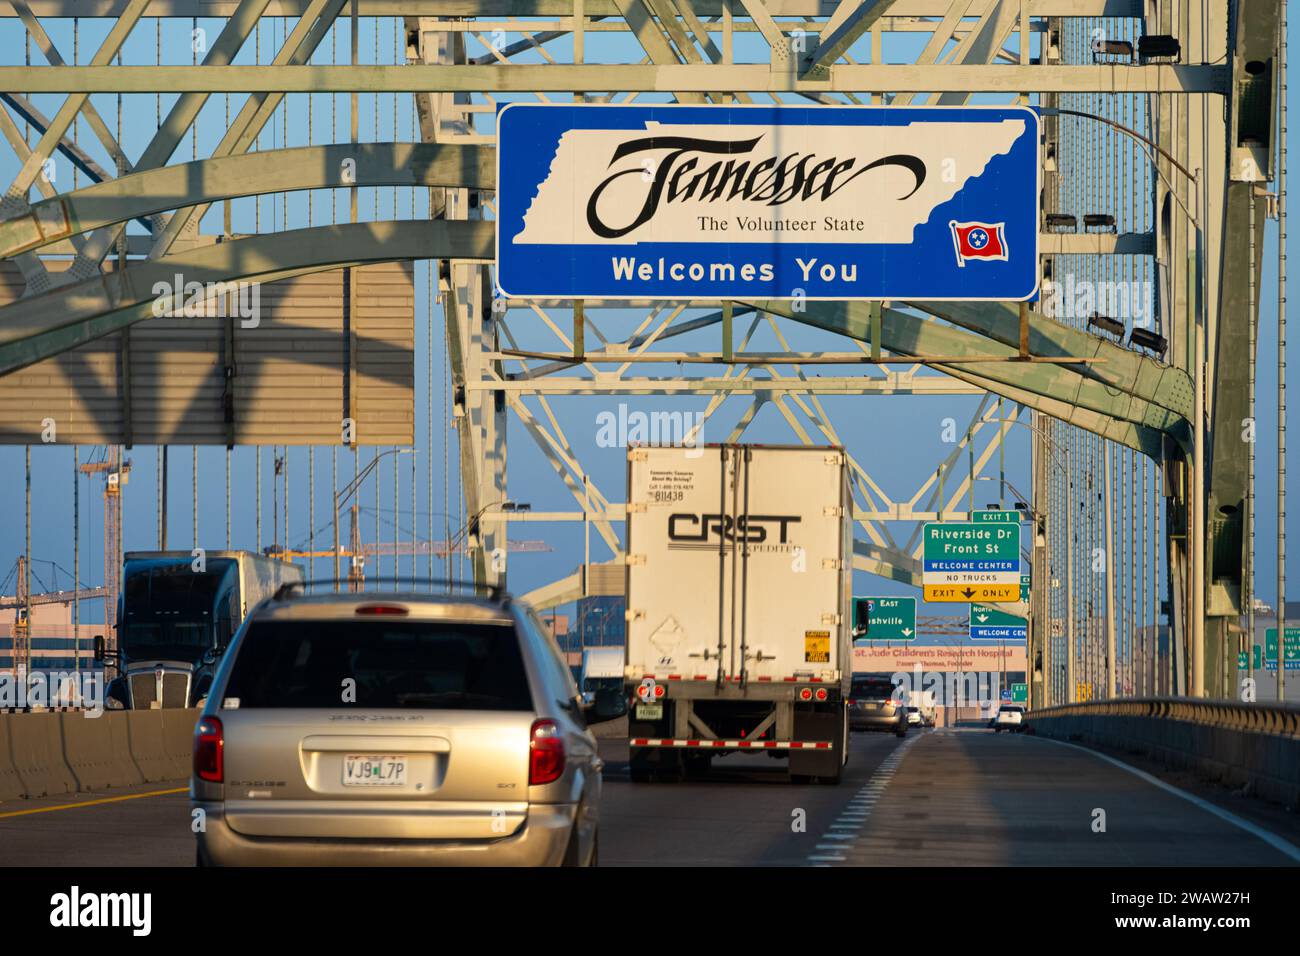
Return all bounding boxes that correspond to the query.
[806,732,922,867]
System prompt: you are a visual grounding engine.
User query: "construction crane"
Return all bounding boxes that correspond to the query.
[78,447,130,644]
[2,557,108,674]
[11,554,28,675]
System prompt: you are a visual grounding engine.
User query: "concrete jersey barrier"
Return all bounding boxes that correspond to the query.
[0,708,198,802]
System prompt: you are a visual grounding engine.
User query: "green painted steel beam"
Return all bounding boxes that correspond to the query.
[1201,0,1283,619]
[0,142,494,257]
[753,298,1188,454]
[0,63,1229,94]
[0,219,494,375]
[929,361,1165,458]
[906,299,1195,425]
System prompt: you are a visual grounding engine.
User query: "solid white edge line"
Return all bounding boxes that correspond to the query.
[1033,735,1300,864]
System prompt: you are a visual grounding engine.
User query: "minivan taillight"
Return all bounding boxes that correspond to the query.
[529,719,565,785]
[194,716,224,782]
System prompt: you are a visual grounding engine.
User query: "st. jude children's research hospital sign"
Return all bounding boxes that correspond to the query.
[496,104,1040,301]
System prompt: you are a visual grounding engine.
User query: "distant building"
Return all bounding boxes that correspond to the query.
[0,621,100,674]
[572,595,625,650]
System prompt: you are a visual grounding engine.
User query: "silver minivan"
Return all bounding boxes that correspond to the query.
[191,584,622,866]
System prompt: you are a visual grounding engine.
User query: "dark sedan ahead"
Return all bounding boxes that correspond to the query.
[848,676,907,737]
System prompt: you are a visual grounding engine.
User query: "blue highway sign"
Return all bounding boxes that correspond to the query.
[496,103,1041,301]
[969,603,1028,641]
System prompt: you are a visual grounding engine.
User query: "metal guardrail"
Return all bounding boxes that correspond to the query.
[1027,697,1300,738]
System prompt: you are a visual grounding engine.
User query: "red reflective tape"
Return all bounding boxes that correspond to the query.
[693,675,708,680]
[685,739,701,747]
[711,740,727,748]
[757,676,772,681]
[658,740,674,746]
[631,739,648,746]
[668,675,682,680]
[815,742,831,749]
[764,741,778,749]
[737,740,752,748]
[783,677,797,682]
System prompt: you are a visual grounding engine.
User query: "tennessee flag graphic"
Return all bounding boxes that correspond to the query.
[949,221,1009,266]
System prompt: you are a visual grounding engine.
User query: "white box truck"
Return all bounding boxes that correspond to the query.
[624,444,852,783]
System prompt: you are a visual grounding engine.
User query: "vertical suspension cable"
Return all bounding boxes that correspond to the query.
[1276,0,1289,701]
[310,447,316,582]
[333,447,339,592]
[73,446,79,680]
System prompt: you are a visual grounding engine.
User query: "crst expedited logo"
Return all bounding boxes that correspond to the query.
[496,104,1040,301]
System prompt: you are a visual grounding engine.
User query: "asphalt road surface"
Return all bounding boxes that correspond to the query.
[1,729,1296,866]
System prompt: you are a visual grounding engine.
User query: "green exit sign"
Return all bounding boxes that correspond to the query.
[1265,627,1300,662]
[852,596,917,641]
[1238,645,1264,669]
[1011,682,1028,703]
[972,510,1019,524]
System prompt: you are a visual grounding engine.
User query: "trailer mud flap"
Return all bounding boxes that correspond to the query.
[788,709,844,782]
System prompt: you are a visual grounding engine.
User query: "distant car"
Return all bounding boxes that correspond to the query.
[905,706,923,727]
[849,676,907,737]
[191,585,623,867]
[992,704,1025,732]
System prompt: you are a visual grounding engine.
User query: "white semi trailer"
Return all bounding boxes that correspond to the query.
[624,444,852,783]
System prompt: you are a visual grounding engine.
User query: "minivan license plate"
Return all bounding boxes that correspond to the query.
[343,754,408,787]
[635,703,663,720]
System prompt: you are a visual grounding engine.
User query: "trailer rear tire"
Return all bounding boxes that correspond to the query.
[683,753,712,779]
[659,751,685,783]
[629,749,655,783]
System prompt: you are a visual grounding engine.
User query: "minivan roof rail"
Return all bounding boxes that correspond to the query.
[272,577,508,603]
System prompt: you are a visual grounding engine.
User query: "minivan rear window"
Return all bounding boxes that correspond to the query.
[223,620,534,710]
[851,677,897,699]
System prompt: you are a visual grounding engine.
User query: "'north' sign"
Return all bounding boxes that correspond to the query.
[496,103,1041,301]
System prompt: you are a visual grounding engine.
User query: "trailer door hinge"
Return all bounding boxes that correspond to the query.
[824,452,844,465]
[626,502,647,514]
[821,558,842,571]
[625,553,646,565]
[821,613,840,626]
[823,505,843,517]
[626,608,644,622]
[630,449,649,461]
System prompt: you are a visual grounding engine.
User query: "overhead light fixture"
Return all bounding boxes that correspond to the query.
[1083,213,1117,232]
[1128,327,1168,356]
[1045,213,1077,232]
[1138,35,1181,61]
[1092,39,1135,61]
[1088,313,1126,338]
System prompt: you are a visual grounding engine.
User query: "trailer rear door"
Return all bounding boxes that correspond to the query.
[626,445,848,683]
